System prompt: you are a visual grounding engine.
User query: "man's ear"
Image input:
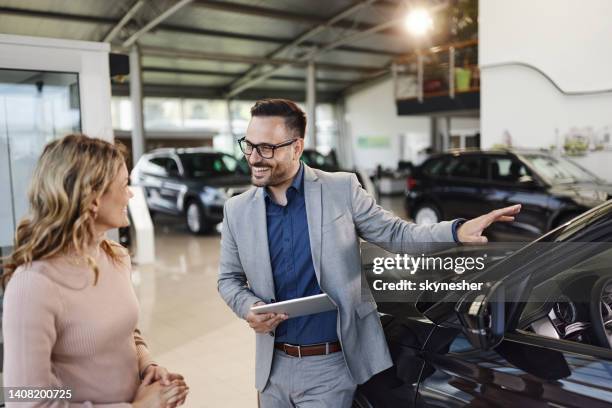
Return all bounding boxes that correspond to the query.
[295,137,304,158]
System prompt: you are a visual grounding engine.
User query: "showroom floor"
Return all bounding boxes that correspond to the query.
[132,196,407,407]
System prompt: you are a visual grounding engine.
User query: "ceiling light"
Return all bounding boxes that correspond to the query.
[404,8,433,36]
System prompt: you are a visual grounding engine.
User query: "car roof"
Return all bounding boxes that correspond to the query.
[145,147,225,156]
[426,148,554,161]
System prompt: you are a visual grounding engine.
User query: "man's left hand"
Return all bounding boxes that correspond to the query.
[457,204,521,243]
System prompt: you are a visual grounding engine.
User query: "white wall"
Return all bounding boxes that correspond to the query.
[480,0,612,180]
[0,34,113,139]
[344,77,430,171]
[0,35,113,247]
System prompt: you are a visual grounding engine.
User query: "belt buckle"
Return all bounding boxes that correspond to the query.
[283,343,301,358]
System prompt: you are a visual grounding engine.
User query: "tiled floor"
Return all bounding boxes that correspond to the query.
[132,195,407,407]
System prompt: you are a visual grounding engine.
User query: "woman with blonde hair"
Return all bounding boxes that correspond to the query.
[2,134,189,407]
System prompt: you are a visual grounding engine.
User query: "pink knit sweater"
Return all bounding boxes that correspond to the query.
[3,247,154,407]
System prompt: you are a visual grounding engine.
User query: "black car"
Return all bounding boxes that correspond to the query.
[356,200,612,407]
[300,148,377,198]
[130,148,251,234]
[405,149,612,241]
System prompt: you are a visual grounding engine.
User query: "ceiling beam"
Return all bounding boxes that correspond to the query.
[226,0,380,94]
[0,7,400,57]
[0,7,116,24]
[227,1,450,97]
[157,23,400,57]
[142,66,353,84]
[192,0,400,36]
[102,0,145,42]
[138,46,384,74]
[111,83,341,103]
[122,0,194,47]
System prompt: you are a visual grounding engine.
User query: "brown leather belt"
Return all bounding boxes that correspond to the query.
[274,341,342,357]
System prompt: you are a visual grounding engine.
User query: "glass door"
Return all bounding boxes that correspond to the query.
[0,69,81,248]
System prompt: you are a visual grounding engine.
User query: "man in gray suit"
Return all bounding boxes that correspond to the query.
[218,99,520,407]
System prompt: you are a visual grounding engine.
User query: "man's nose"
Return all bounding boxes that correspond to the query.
[248,148,263,163]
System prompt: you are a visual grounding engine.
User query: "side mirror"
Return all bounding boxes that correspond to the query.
[455,281,505,350]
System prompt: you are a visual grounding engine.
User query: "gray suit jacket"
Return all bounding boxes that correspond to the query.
[218,164,456,391]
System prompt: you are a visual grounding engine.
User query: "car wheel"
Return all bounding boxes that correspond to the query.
[185,201,207,235]
[414,204,440,224]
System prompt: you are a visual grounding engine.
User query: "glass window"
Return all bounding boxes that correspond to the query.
[179,153,239,178]
[183,99,228,130]
[421,158,447,176]
[144,98,182,129]
[490,157,530,182]
[523,154,598,183]
[445,156,485,179]
[111,96,132,131]
[142,157,169,177]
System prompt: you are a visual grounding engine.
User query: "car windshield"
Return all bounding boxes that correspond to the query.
[522,154,599,183]
[301,150,338,168]
[179,153,239,178]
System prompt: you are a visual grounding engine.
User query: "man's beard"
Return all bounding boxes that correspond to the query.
[250,161,292,187]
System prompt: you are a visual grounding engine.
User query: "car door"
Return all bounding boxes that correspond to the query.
[415,207,612,407]
[139,155,183,214]
[156,155,184,214]
[438,154,489,220]
[483,155,551,241]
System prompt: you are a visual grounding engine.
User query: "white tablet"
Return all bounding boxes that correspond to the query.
[250,293,336,318]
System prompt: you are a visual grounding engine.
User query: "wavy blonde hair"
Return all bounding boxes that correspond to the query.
[2,134,128,287]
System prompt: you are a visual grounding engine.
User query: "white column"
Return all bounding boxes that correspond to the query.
[306,60,317,149]
[129,45,145,164]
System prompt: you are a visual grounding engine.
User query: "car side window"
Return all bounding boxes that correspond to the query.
[490,157,530,183]
[445,156,485,179]
[421,158,446,177]
[143,157,169,177]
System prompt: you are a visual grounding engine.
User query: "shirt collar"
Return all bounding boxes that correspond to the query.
[264,162,304,202]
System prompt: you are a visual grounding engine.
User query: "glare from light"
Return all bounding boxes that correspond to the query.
[404,8,433,36]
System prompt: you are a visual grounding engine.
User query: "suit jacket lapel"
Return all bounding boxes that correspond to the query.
[250,188,275,300]
[304,165,323,284]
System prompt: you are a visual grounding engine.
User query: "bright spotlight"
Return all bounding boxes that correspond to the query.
[404,8,433,36]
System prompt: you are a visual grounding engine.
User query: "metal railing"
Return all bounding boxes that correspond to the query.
[393,39,479,102]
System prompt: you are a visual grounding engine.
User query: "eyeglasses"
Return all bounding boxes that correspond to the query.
[238,137,298,159]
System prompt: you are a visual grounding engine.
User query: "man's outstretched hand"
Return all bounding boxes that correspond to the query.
[456,204,521,243]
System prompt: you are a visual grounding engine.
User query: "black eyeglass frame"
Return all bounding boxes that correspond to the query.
[237,137,298,159]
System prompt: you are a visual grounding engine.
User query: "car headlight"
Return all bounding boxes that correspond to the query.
[201,186,228,201]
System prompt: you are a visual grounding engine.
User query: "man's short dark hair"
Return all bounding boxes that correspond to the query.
[250,99,307,138]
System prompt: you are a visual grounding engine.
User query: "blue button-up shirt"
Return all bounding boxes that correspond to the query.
[264,163,338,345]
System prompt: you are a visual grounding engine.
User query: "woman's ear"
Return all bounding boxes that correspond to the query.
[91,199,100,219]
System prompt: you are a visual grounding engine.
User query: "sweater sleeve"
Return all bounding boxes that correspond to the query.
[2,269,133,408]
[133,328,156,377]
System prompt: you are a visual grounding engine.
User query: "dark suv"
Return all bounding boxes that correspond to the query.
[131,148,251,234]
[405,149,612,241]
